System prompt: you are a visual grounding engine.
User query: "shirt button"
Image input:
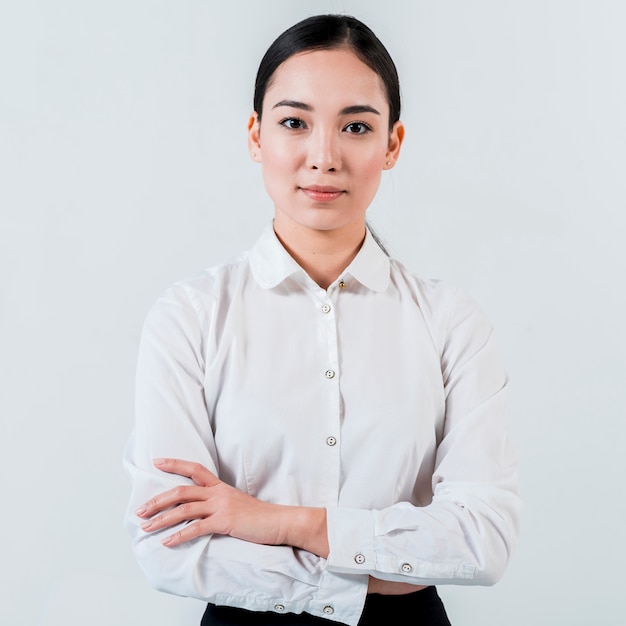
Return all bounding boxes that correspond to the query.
[323,606,334,615]
[354,553,365,564]
[326,436,337,447]
[321,304,331,314]
[324,369,335,379]
[274,604,285,612]
[401,563,413,573]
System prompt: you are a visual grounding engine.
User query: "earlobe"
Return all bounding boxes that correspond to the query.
[384,120,405,169]
[248,113,262,162]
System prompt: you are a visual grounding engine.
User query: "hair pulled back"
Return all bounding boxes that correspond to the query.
[254,15,401,130]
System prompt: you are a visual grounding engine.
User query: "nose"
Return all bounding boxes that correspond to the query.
[306,128,340,172]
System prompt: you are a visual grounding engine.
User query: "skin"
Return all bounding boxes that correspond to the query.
[137,48,423,596]
[248,48,404,288]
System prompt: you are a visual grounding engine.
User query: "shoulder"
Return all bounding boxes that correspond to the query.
[144,251,251,330]
[386,257,458,318]
[387,258,493,349]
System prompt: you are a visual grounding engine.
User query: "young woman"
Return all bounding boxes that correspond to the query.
[124,14,522,626]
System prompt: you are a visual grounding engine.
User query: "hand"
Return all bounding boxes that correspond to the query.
[136,458,329,557]
[136,458,286,547]
[367,577,428,595]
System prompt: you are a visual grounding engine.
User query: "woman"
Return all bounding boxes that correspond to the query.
[124,14,521,626]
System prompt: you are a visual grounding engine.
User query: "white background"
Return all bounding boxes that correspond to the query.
[1,1,624,625]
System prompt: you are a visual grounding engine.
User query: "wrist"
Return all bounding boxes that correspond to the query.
[282,506,329,558]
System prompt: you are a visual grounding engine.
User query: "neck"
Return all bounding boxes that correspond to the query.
[273,219,366,290]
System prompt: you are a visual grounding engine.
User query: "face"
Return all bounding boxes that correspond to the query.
[248,48,404,238]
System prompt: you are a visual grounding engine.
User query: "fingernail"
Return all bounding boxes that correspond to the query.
[153,458,166,465]
[161,536,173,546]
[141,521,152,531]
[135,506,147,516]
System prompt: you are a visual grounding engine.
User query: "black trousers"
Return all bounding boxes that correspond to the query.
[201,587,451,625]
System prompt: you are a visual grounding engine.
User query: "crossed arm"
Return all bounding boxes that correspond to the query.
[129,284,520,603]
[136,457,424,595]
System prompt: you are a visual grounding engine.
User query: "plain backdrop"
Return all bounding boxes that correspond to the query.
[1,1,624,625]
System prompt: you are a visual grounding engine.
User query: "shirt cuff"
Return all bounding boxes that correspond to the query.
[325,506,376,574]
[325,505,477,583]
[310,568,368,626]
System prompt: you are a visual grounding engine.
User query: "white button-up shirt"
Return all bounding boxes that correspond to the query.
[124,225,521,626]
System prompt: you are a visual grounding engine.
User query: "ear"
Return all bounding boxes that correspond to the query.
[383,120,405,170]
[248,112,262,162]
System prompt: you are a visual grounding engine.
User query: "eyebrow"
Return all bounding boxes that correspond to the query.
[271,100,380,116]
[340,104,381,116]
[272,100,313,112]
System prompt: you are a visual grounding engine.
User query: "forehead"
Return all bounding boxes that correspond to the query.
[263,48,388,111]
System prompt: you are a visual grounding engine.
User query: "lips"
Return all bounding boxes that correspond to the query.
[299,186,345,202]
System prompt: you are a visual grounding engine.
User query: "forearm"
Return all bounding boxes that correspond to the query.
[325,487,521,586]
[276,507,424,596]
[279,508,426,596]
[126,457,339,604]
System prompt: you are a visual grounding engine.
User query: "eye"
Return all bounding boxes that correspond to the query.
[280,117,307,130]
[344,121,372,135]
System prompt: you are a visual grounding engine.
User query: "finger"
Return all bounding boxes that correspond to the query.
[153,458,220,487]
[140,500,210,533]
[135,485,209,519]
[161,520,214,547]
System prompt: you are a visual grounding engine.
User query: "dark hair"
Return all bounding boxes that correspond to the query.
[254,14,401,130]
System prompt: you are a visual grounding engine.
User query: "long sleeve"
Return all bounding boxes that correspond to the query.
[124,227,521,625]
[325,287,522,585]
[123,282,368,625]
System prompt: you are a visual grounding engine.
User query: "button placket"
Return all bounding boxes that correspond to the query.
[313,287,341,504]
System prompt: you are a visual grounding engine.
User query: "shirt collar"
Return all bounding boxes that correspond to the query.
[343,226,390,292]
[249,223,390,292]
